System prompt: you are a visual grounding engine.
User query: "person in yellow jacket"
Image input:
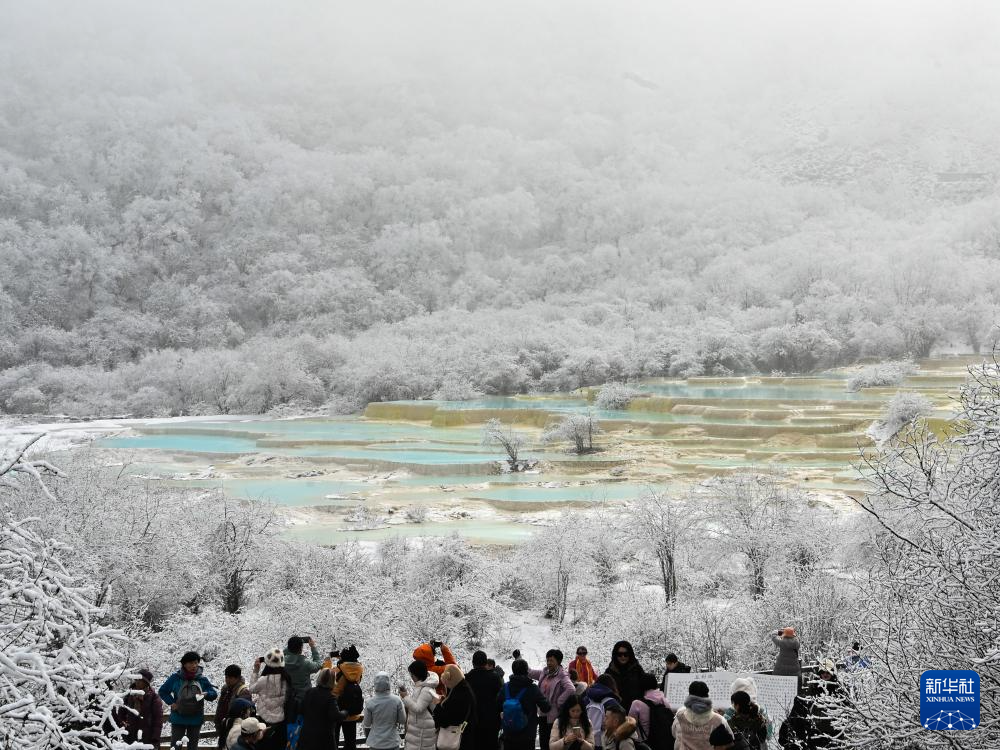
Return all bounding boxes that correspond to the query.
[329,645,364,750]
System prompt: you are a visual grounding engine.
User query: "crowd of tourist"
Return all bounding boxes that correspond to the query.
[115,630,852,750]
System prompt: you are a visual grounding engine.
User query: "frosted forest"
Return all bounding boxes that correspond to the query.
[1,1,999,749]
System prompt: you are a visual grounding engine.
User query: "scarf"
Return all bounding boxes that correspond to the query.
[684,695,712,714]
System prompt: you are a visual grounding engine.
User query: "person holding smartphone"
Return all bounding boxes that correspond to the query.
[548,695,594,750]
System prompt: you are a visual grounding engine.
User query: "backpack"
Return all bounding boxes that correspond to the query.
[340,682,364,716]
[728,729,753,750]
[501,685,528,733]
[174,678,203,716]
[637,699,675,750]
[587,697,613,746]
[285,715,304,750]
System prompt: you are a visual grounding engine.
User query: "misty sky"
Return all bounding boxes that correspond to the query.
[4,0,999,153]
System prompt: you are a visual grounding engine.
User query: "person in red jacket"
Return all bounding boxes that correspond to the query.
[569,647,597,686]
[411,640,456,695]
[116,669,164,747]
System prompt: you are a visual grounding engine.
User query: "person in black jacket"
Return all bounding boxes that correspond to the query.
[434,665,477,750]
[466,651,503,749]
[604,642,645,713]
[660,653,692,693]
[298,669,347,750]
[497,659,551,750]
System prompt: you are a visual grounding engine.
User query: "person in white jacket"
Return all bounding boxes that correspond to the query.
[250,648,294,750]
[400,660,439,750]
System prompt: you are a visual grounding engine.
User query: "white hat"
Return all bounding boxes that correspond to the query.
[264,648,284,668]
[730,676,759,701]
[241,717,268,735]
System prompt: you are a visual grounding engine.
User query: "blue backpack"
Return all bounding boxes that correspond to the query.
[501,684,529,733]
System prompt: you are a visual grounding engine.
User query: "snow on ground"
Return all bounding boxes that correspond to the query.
[0,414,256,454]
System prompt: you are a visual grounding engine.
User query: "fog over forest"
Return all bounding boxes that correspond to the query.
[3,0,1000,416]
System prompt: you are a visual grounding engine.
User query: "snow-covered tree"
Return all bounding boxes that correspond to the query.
[481,418,526,471]
[542,412,602,454]
[867,391,933,443]
[594,382,639,410]
[833,355,1000,748]
[1,440,131,750]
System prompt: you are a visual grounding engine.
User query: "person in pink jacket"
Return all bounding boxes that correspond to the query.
[627,672,673,740]
[529,649,577,750]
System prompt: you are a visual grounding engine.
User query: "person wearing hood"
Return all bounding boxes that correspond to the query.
[116,668,163,747]
[299,668,348,750]
[433,664,477,750]
[283,636,323,707]
[770,629,800,684]
[363,671,406,750]
[334,645,364,750]
[401,660,439,750]
[604,642,645,713]
[411,640,457,694]
[528,649,577,750]
[223,698,256,750]
[158,651,218,750]
[672,681,733,750]
[497,658,550,750]
[602,701,639,750]
[627,671,673,742]
[250,648,294,750]
[466,650,503,749]
[216,665,252,747]
[722,677,772,746]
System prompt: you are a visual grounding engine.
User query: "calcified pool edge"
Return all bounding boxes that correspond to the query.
[92,356,976,545]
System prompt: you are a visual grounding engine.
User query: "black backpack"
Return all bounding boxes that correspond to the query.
[637,699,675,750]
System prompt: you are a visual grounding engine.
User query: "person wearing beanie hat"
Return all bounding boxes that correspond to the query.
[724,678,772,746]
[434,664,477,750]
[363,672,406,750]
[116,668,164,747]
[234,717,267,749]
[411,640,458,696]
[158,652,218,749]
[333,644,364,750]
[770,628,801,685]
[251,648,294,750]
[216,664,252,747]
[671,681,733,750]
[223,698,256,750]
[466,651,503,750]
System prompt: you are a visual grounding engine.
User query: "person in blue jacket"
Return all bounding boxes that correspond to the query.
[158,651,219,749]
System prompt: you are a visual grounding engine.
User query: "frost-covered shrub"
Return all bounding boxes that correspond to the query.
[868,391,933,442]
[432,375,483,401]
[846,360,916,392]
[595,382,639,410]
[0,511,129,750]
